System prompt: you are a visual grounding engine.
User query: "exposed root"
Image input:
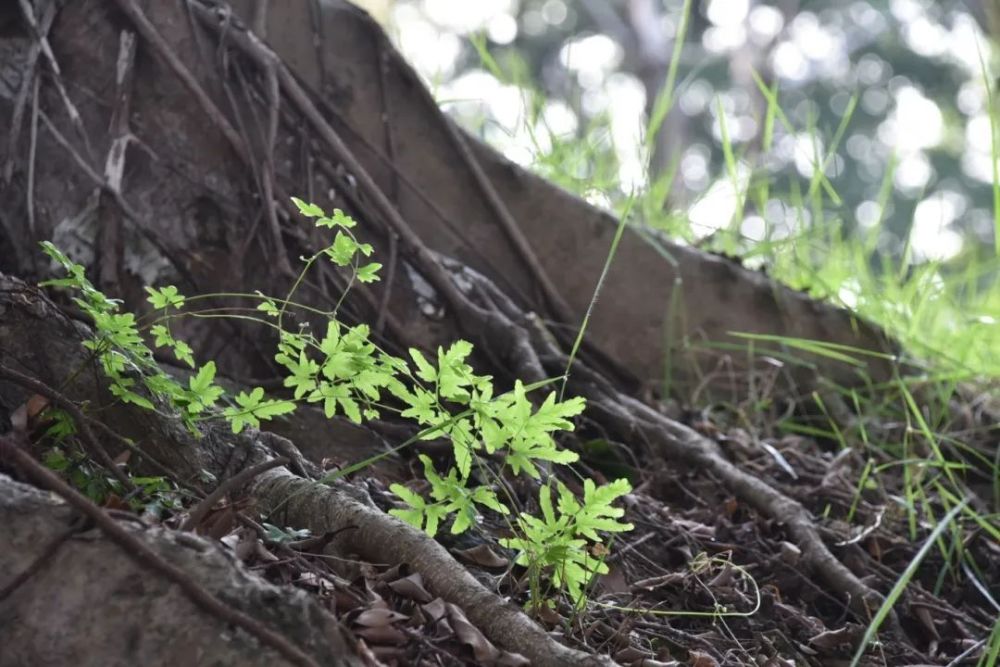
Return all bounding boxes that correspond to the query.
[247,465,618,667]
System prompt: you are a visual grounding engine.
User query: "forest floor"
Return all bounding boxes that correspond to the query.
[8,338,994,667]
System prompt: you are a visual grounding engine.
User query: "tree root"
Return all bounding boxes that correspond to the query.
[247,465,618,667]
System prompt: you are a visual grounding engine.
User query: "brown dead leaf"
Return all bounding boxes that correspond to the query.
[911,604,940,640]
[12,395,52,434]
[808,624,862,652]
[722,498,739,517]
[9,402,28,434]
[445,602,528,665]
[26,394,50,420]
[535,601,563,627]
[600,563,629,595]
[102,494,129,511]
[388,572,432,603]
[688,650,720,667]
[779,541,801,565]
[354,607,409,628]
[445,602,499,662]
[334,589,364,615]
[421,598,453,637]
[199,504,241,540]
[453,543,509,568]
[613,646,653,663]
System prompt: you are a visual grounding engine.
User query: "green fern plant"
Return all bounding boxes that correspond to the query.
[40,197,634,609]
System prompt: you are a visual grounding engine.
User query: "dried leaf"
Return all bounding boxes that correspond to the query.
[454,543,509,568]
[445,602,528,665]
[808,624,862,652]
[779,541,801,565]
[911,604,939,640]
[388,572,432,603]
[613,646,653,663]
[9,402,28,434]
[354,607,409,628]
[535,601,562,626]
[26,394,50,420]
[421,598,453,637]
[354,625,407,645]
[688,650,720,667]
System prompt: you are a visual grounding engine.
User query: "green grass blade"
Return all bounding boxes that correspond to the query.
[849,499,968,667]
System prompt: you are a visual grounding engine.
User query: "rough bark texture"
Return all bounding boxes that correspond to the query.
[0,474,358,667]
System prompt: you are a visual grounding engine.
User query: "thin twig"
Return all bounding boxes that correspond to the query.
[26,76,40,233]
[97,29,138,291]
[37,108,196,285]
[17,0,93,159]
[260,63,292,274]
[3,0,55,185]
[181,456,288,532]
[0,364,133,492]
[374,231,398,335]
[0,434,322,667]
[373,33,400,335]
[307,0,326,91]
[110,0,247,162]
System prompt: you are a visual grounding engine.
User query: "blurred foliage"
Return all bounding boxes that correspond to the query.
[380,0,1000,266]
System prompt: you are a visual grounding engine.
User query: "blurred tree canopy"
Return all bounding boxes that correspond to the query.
[360,0,1000,266]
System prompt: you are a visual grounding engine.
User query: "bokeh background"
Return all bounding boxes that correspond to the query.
[354,0,1000,269]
